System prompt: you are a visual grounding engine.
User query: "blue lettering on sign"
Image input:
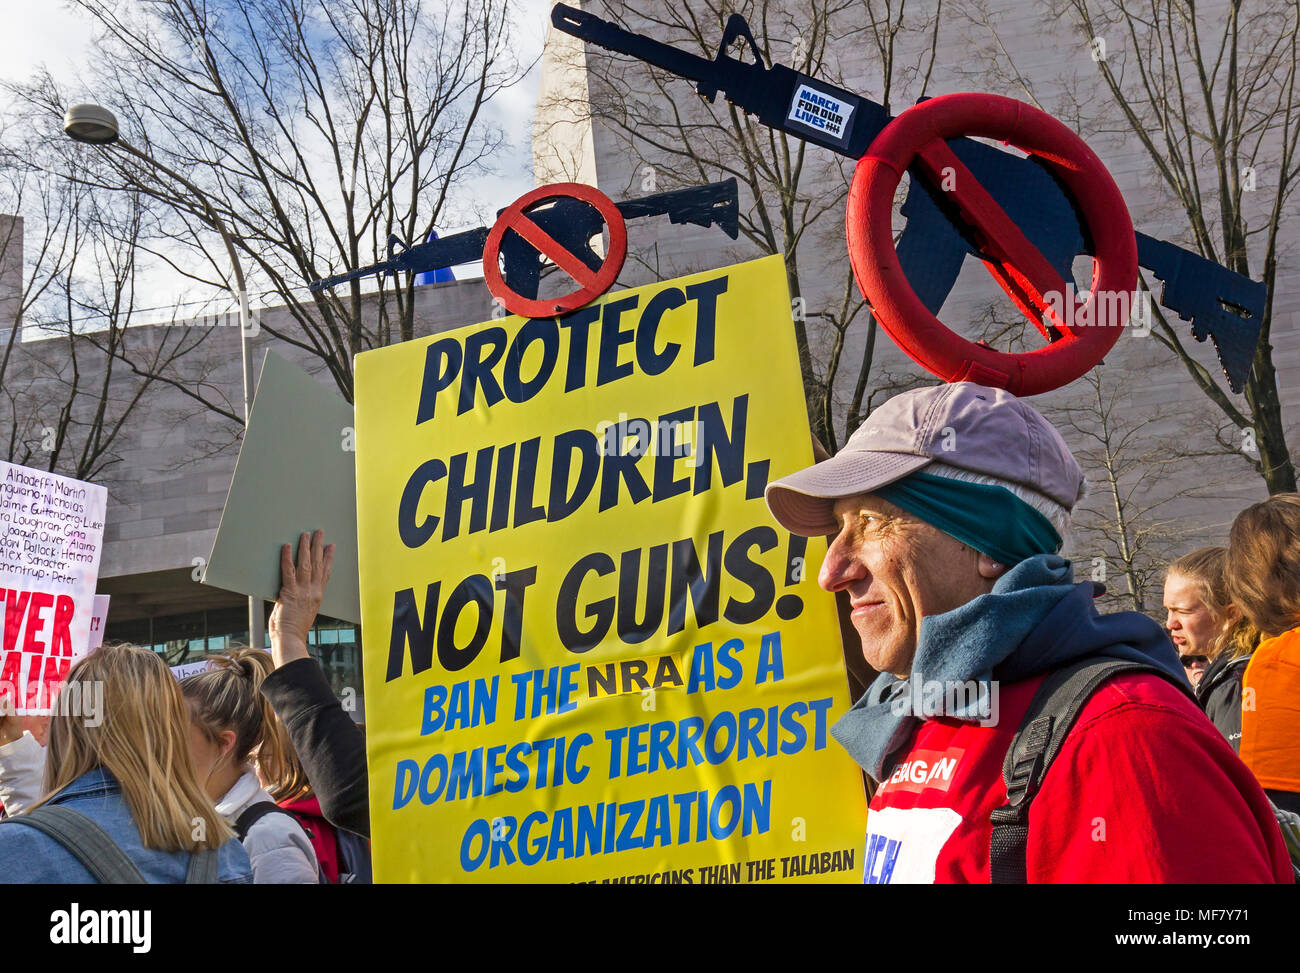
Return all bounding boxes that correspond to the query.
[864,833,902,884]
[788,85,850,139]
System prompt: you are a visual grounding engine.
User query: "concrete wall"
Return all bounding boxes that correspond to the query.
[0,215,22,338]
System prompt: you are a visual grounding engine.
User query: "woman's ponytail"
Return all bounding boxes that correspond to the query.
[180,648,278,768]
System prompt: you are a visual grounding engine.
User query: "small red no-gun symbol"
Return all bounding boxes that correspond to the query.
[483,182,628,319]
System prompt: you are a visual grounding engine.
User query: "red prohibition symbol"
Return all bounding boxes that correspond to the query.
[483,182,628,319]
[846,93,1138,396]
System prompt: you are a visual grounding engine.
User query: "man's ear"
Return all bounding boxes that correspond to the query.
[977,554,1009,581]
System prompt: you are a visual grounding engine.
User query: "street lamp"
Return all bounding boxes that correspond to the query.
[63,103,266,653]
[62,104,119,145]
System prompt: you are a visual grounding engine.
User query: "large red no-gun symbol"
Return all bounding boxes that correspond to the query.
[846,93,1139,396]
[483,183,628,319]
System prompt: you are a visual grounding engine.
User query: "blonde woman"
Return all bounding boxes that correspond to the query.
[0,643,251,883]
[1163,547,1260,751]
[181,649,320,883]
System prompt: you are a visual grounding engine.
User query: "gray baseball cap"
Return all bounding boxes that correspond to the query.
[766,382,1084,536]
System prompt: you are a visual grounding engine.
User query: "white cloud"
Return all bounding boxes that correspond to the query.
[0,1,94,91]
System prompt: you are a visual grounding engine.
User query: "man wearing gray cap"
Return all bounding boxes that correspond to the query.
[766,382,1292,883]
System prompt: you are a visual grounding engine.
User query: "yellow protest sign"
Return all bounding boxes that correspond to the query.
[355,254,866,882]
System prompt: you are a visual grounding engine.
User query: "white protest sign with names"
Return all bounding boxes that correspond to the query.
[0,461,108,713]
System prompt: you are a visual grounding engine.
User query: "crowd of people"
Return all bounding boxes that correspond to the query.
[0,532,364,883]
[0,381,1298,883]
[1163,502,1300,821]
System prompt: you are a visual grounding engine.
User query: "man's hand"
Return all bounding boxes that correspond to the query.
[269,529,334,669]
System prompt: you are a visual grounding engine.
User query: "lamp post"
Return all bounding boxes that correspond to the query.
[64,103,265,652]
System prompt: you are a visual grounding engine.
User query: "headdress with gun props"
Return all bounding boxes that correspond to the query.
[550,3,1265,396]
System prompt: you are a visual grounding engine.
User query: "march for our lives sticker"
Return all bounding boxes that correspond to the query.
[862,807,962,884]
[786,83,854,141]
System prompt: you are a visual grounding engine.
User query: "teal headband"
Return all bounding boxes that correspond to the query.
[872,471,1062,566]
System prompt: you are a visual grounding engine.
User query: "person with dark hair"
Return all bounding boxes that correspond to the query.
[1227,494,1300,818]
[181,649,320,883]
[1164,546,1259,750]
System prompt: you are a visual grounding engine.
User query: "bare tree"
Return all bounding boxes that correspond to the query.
[825,0,946,445]
[1050,365,1225,614]
[0,125,77,396]
[10,0,532,404]
[0,124,197,484]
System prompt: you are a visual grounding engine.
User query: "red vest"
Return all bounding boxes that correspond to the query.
[278,795,341,884]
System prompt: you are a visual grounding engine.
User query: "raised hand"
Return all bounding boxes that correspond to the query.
[268,530,334,668]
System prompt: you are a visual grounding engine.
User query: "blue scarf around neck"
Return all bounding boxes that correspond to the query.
[829,554,1186,781]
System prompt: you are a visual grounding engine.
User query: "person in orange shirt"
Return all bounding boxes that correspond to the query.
[1227,495,1300,816]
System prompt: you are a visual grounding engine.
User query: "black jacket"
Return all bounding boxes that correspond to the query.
[261,658,371,838]
[1197,652,1251,753]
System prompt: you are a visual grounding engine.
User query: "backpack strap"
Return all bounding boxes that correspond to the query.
[3,805,146,884]
[186,846,220,884]
[233,800,297,842]
[335,828,374,884]
[989,657,1191,884]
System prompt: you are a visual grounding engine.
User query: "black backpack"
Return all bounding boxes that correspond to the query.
[233,800,302,842]
[988,656,1193,883]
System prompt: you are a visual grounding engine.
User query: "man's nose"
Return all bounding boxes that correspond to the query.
[818,530,867,592]
[1166,614,1180,631]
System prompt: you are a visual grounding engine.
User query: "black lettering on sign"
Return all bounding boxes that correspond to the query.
[412,275,732,421]
[723,526,779,624]
[557,552,617,652]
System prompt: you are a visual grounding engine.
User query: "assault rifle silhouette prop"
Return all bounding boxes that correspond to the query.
[309,179,739,302]
[550,3,1264,393]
